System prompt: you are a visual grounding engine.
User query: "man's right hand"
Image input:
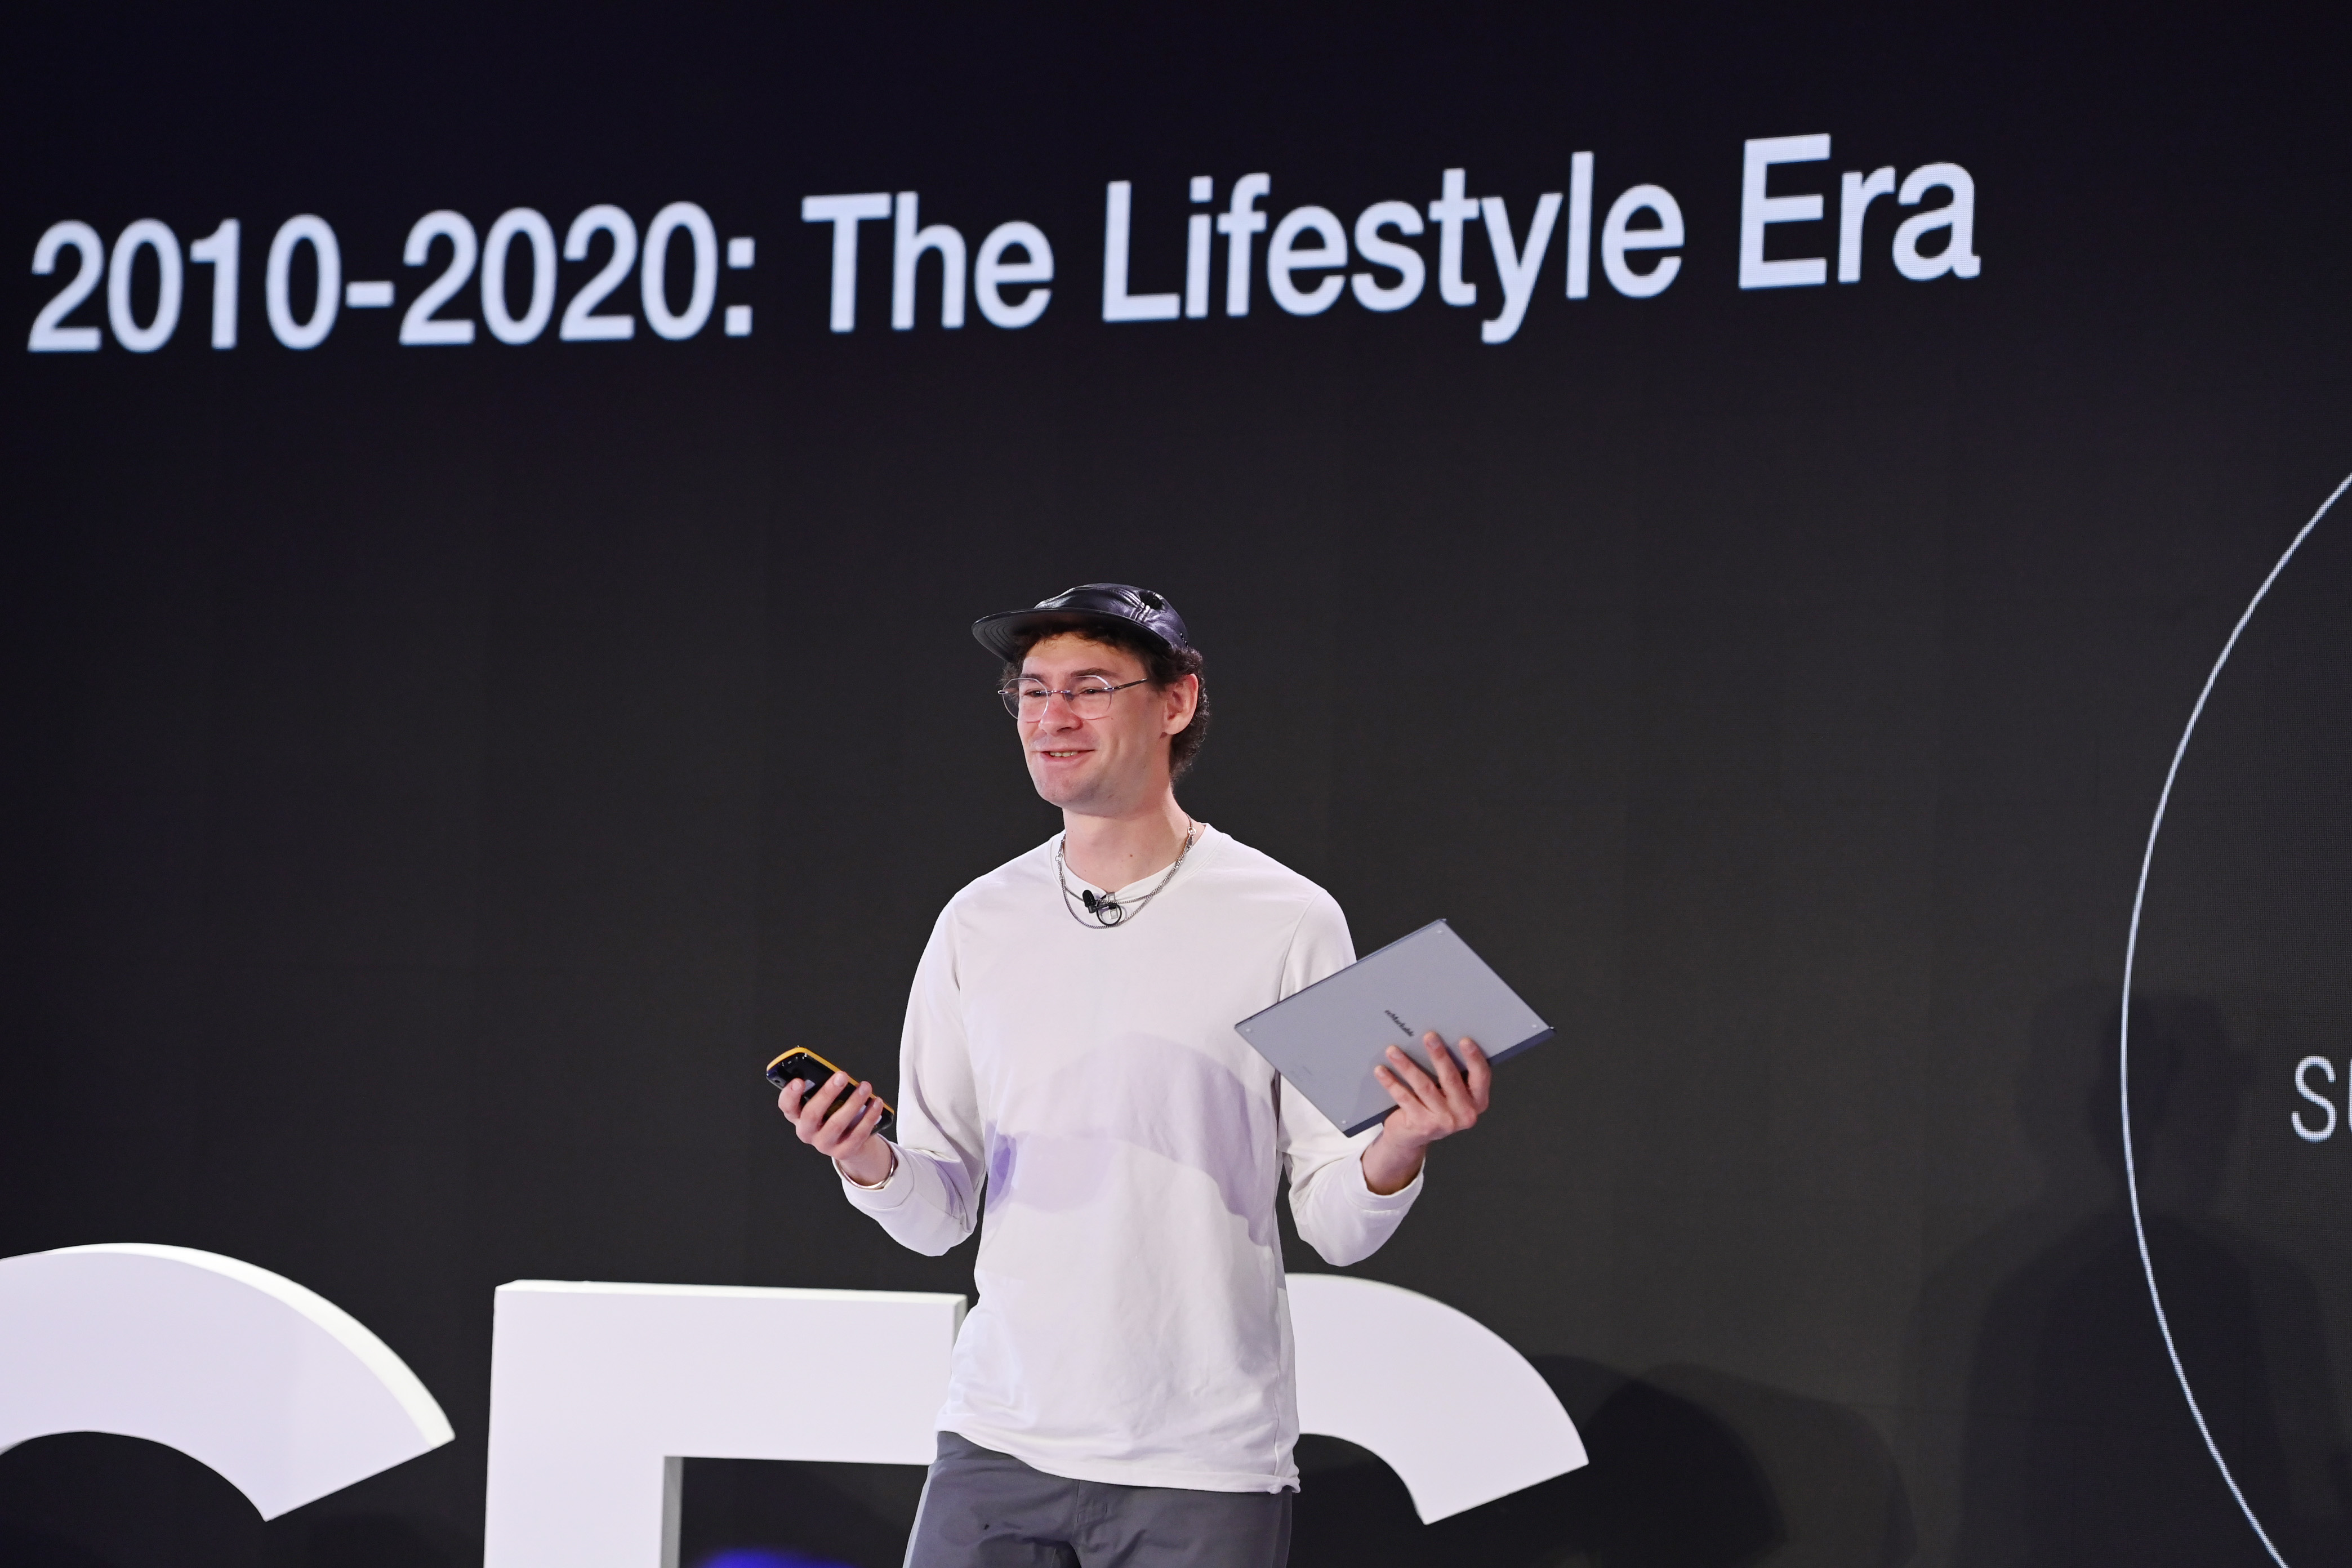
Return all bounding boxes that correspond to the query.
[780,1071,895,1187]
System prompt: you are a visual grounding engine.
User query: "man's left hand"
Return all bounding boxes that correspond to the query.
[1361,1032,1491,1195]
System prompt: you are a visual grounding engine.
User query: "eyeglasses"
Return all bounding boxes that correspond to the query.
[1000,676,1150,719]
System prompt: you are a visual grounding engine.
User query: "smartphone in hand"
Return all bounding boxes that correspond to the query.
[765,1048,897,1139]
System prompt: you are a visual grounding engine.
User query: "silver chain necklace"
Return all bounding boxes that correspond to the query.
[1055,821,1199,929]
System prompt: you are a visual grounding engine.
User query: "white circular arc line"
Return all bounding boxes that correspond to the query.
[2120,465,2352,1568]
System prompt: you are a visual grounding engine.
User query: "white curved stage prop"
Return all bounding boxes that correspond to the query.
[482,1272,1583,1566]
[0,1242,455,1519]
[1289,1272,1587,1521]
[484,1281,969,1568]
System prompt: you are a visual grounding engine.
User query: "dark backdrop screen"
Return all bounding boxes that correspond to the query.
[6,4,2352,1565]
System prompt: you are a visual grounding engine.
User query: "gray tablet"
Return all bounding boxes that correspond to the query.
[1234,919,1553,1135]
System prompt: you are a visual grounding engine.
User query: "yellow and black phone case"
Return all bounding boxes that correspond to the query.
[765,1047,897,1139]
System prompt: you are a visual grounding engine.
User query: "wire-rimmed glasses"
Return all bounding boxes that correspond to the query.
[1000,676,1150,719]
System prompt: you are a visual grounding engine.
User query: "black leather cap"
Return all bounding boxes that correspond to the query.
[972,583,1192,662]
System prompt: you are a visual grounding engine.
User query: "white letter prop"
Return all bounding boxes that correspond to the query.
[477,1275,1578,1563]
[0,1243,453,1519]
[1289,1273,1587,1522]
[482,1282,966,1568]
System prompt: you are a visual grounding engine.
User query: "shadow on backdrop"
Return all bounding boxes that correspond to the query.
[282,1515,460,1568]
[683,1458,928,1568]
[0,1432,460,1568]
[0,1432,264,1568]
[1933,989,2350,1565]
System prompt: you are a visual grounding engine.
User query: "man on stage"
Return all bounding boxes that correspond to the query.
[779,583,1493,1567]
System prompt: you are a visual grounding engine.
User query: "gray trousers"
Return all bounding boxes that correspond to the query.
[903,1432,1294,1568]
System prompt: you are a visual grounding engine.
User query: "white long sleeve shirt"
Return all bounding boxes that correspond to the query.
[841,825,1422,1492]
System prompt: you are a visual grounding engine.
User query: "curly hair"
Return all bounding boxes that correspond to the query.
[1001,621,1210,779]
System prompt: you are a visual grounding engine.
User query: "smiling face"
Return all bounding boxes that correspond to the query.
[1016,631,1200,816]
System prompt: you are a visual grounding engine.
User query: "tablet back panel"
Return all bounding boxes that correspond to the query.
[1233,919,1553,1135]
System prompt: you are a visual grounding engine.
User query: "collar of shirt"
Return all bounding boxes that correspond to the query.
[1053,823,1223,902]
